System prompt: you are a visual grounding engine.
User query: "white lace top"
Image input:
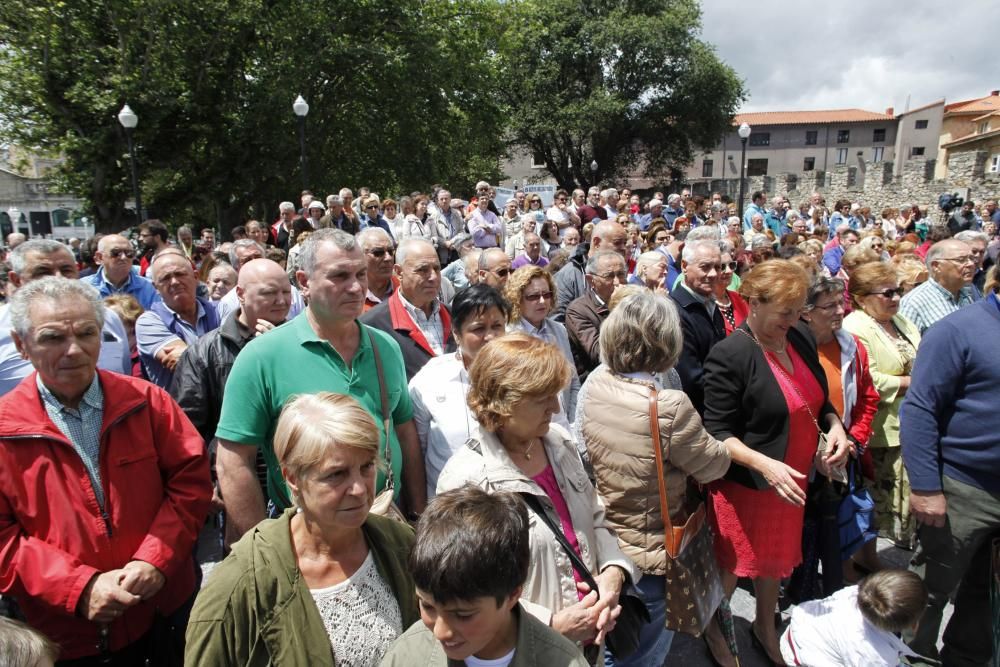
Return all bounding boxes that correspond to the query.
[309,552,403,667]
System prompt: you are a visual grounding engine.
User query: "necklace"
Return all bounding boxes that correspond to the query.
[520,439,538,460]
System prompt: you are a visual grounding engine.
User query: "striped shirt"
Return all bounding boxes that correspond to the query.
[398,293,445,355]
[899,278,975,334]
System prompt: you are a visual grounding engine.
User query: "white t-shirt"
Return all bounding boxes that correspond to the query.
[465,648,516,667]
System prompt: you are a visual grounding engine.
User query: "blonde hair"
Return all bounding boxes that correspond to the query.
[273,392,380,501]
[848,262,897,309]
[635,251,667,279]
[608,284,645,311]
[466,333,570,432]
[600,291,682,373]
[840,246,879,274]
[504,265,556,323]
[0,617,59,665]
[739,259,810,307]
[895,257,928,291]
[103,293,144,329]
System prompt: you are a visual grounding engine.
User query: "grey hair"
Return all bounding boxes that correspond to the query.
[926,239,968,270]
[681,239,721,263]
[585,250,624,275]
[667,194,681,205]
[587,186,601,196]
[635,251,667,274]
[806,276,846,307]
[0,617,59,666]
[8,239,73,276]
[787,210,801,222]
[599,290,682,373]
[719,239,735,256]
[463,249,483,282]
[356,227,393,249]
[297,228,358,276]
[279,201,295,212]
[229,239,266,268]
[954,230,989,245]
[177,225,192,235]
[601,188,618,200]
[726,216,741,227]
[10,276,105,339]
[338,187,353,199]
[395,238,435,267]
[326,194,343,207]
[686,225,721,243]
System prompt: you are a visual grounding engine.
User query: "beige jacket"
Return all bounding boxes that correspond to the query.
[581,368,731,575]
[436,423,637,624]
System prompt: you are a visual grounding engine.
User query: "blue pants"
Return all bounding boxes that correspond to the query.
[604,574,674,667]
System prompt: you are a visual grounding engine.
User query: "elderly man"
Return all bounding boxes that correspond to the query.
[505,216,536,260]
[899,239,978,333]
[576,186,608,225]
[136,251,220,388]
[5,232,26,249]
[361,238,456,379]
[670,240,726,415]
[742,190,768,231]
[554,219,627,320]
[215,229,426,539]
[476,247,513,290]
[900,288,1000,666]
[823,226,859,275]
[81,234,160,308]
[743,211,767,245]
[319,194,350,232]
[0,240,130,396]
[566,250,625,381]
[136,219,171,276]
[601,188,620,218]
[954,230,989,294]
[176,225,196,261]
[270,202,296,250]
[638,198,665,230]
[207,263,237,302]
[431,189,464,263]
[765,195,787,237]
[664,193,684,225]
[216,240,304,322]
[462,248,482,287]
[511,232,549,270]
[0,277,210,663]
[359,227,398,312]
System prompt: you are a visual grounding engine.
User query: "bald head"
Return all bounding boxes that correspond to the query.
[95,234,137,287]
[237,258,293,327]
[592,220,627,257]
[237,258,286,288]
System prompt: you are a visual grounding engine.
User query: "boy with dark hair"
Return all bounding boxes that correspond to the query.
[381,485,587,667]
[780,569,928,665]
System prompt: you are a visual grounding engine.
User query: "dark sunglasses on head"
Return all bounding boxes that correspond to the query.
[109,248,135,259]
[868,288,902,299]
[367,247,394,258]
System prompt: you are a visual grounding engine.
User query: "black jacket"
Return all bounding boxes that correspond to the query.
[669,284,726,415]
[360,292,456,381]
[703,322,837,490]
[565,289,608,383]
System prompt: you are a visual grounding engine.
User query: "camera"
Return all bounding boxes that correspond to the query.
[938,192,964,212]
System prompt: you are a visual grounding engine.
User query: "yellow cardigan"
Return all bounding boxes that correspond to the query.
[842,311,921,448]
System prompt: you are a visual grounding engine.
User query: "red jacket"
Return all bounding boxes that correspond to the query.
[0,370,211,659]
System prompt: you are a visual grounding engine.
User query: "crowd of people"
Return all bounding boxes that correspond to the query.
[0,183,999,667]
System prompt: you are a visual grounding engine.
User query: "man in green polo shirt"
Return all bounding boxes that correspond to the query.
[215,229,426,540]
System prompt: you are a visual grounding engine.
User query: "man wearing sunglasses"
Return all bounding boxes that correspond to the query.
[359,227,398,313]
[82,234,161,309]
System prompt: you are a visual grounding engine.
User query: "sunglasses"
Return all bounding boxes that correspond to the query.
[366,205,379,210]
[366,247,394,258]
[108,248,135,259]
[867,288,902,299]
[596,270,628,281]
[524,291,553,302]
[492,267,512,278]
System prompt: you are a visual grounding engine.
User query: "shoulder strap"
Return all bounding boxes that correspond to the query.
[366,328,394,490]
[648,388,677,556]
[517,492,601,598]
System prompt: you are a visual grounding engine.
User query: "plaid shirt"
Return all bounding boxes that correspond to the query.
[37,374,106,508]
[898,278,975,334]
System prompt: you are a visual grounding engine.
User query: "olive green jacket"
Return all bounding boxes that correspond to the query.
[186,509,418,666]
[379,604,589,667]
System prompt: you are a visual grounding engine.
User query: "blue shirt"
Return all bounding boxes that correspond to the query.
[81,268,161,309]
[742,203,766,231]
[37,374,106,507]
[136,299,219,388]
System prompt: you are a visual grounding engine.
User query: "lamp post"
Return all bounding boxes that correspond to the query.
[737,122,751,218]
[117,104,142,222]
[590,159,598,187]
[293,95,309,190]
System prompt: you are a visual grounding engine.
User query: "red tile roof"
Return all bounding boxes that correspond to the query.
[945,94,1000,115]
[732,109,894,126]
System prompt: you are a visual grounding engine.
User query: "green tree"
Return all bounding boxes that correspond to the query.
[497,0,745,190]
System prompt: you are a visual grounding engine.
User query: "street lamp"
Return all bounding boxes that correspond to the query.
[117,104,143,222]
[293,95,310,190]
[590,159,598,187]
[737,122,751,219]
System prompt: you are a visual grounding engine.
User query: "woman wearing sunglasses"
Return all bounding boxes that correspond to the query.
[843,262,921,550]
[712,246,748,335]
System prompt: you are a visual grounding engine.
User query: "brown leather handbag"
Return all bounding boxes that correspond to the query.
[648,388,724,636]
[367,329,408,523]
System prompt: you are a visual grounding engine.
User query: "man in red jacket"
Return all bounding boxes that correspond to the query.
[0,276,211,664]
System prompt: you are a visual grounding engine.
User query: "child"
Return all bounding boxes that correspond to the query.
[380,485,588,667]
[780,569,928,666]
[0,617,59,667]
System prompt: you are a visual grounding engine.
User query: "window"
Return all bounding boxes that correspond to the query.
[805,130,818,145]
[803,157,815,171]
[990,154,999,173]
[835,148,848,164]
[837,130,850,144]
[873,128,886,142]
[915,119,929,129]
[979,121,991,134]
[701,159,713,178]
[872,147,885,162]
[530,151,546,168]
[749,132,770,146]
[911,146,925,157]
[746,158,768,176]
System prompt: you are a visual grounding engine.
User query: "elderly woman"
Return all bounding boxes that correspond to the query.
[408,285,510,500]
[187,392,418,666]
[703,260,851,664]
[799,277,883,584]
[628,251,668,291]
[506,266,581,419]
[580,291,733,666]
[859,234,889,262]
[502,197,523,240]
[713,247,748,334]
[843,262,921,549]
[437,334,636,657]
[399,195,446,250]
[894,256,928,296]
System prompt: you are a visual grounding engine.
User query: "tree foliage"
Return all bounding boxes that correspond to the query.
[497,0,745,190]
[0,0,507,232]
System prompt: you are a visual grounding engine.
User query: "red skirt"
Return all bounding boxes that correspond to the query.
[709,345,824,579]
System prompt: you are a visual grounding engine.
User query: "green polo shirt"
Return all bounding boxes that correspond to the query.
[215,313,413,510]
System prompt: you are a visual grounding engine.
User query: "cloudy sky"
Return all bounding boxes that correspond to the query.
[700,0,998,114]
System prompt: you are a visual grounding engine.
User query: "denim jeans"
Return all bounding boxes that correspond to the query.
[604,574,674,667]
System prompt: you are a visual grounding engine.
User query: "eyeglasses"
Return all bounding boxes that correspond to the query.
[556,197,567,202]
[108,248,135,259]
[366,247,394,258]
[811,301,844,312]
[595,270,628,281]
[524,291,553,302]
[365,205,379,210]
[490,267,512,278]
[867,288,903,299]
[938,256,975,265]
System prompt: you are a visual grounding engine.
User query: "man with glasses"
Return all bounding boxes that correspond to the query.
[137,219,171,277]
[82,234,161,308]
[900,239,978,334]
[554,220,627,321]
[477,247,513,290]
[566,250,625,381]
[359,227,398,312]
[954,230,989,294]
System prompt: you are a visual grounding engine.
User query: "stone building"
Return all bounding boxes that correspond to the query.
[936,91,1000,179]
[0,146,89,239]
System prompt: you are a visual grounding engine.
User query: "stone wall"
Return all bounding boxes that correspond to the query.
[691,150,999,214]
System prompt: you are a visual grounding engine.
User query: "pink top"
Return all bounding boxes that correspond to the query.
[531,464,585,596]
